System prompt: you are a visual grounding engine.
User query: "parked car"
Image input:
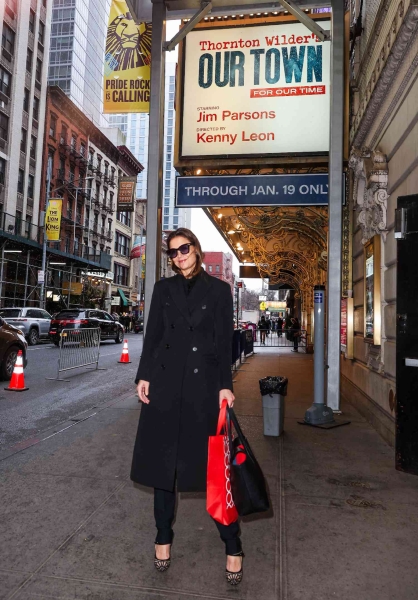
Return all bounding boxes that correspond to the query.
[134,318,144,334]
[0,307,52,346]
[49,308,124,346]
[0,317,28,380]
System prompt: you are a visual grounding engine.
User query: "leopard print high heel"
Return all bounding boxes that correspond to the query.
[154,543,171,572]
[225,551,244,585]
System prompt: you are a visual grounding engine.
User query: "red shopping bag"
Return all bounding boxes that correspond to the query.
[207,400,239,525]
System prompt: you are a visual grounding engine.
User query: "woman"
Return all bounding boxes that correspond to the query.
[131,228,244,585]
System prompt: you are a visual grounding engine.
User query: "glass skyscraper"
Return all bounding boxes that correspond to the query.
[48,0,111,127]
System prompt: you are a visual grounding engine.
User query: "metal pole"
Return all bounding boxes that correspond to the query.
[304,285,334,424]
[73,188,79,255]
[24,250,30,304]
[67,264,72,308]
[143,0,165,333]
[0,242,6,307]
[40,157,52,309]
[326,0,345,412]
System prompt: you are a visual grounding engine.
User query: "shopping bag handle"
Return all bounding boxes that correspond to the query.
[227,406,254,461]
[216,399,229,435]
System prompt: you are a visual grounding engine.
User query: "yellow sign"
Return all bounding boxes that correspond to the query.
[62,282,83,295]
[260,302,267,311]
[45,199,62,241]
[103,0,152,114]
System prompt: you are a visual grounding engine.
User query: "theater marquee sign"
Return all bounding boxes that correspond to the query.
[176,19,331,167]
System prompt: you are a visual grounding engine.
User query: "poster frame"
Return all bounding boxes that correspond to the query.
[363,235,381,346]
[174,13,349,171]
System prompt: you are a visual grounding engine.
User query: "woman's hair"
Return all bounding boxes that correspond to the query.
[166,228,204,277]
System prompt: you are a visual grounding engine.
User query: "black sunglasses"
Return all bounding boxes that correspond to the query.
[166,242,194,259]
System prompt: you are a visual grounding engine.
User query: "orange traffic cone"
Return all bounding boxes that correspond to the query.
[118,339,131,364]
[5,350,29,392]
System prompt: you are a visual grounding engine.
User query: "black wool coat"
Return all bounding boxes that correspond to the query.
[130,270,234,493]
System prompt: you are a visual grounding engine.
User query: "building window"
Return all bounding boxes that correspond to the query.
[30,135,36,159]
[60,125,67,145]
[71,133,76,149]
[0,66,11,97]
[29,10,35,34]
[23,88,30,113]
[26,48,33,73]
[15,211,22,235]
[27,174,34,198]
[115,263,129,287]
[0,157,5,185]
[17,169,24,194]
[115,231,130,257]
[116,211,131,227]
[2,23,15,58]
[80,141,86,157]
[35,58,42,82]
[0,112,9,142]
[25,215,32,238]
[33,96,39,121]
[215,265,220,273]
[49,115,57,138]
[38,21,45,46]
[20,128,27,153]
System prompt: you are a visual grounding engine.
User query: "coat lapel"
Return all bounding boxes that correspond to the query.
[170,275,192,324]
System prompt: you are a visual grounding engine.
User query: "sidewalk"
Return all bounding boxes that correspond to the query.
[1,350,418,599]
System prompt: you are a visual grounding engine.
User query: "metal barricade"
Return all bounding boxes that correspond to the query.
[254,328,307,348]
[47,327,104,382]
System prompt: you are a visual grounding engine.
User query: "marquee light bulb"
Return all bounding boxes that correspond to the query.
[218,213,223,219]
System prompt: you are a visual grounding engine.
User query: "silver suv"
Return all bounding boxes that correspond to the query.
[0,307,52,346]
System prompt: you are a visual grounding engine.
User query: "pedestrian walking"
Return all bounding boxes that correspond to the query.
[258,315,268,345]
[277,317,283,337]
[131,227,244,585]
[291,317,301,352]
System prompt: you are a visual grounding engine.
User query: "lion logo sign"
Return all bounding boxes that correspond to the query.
[106,12,152,72]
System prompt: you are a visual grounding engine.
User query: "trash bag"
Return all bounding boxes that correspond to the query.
[259,376,288,397]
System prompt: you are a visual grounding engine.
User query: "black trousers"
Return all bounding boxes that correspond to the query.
[154,487,242,555]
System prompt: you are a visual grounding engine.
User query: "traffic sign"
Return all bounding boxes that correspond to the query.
[260,301,266,311]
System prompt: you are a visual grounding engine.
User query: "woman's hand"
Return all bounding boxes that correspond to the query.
[219,389,235,408]
[137,380,150,404]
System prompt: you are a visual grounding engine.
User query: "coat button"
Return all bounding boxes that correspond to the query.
[166,344,170,349]
[161,364,166,370]
[194,368,198,373]
[193,347,197,352]
[189,326,194,331]
[202,305,206,310]
[171,324,175,329]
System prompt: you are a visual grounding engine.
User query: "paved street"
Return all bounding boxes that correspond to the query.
[0,333,143,451]
[1,351,418,600]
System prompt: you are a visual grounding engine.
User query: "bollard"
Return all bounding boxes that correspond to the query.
[304,285,335,425]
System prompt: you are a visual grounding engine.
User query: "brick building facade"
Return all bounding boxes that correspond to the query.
[203,251,234,293]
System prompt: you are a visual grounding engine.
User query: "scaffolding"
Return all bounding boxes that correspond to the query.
[0,211,111,312]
